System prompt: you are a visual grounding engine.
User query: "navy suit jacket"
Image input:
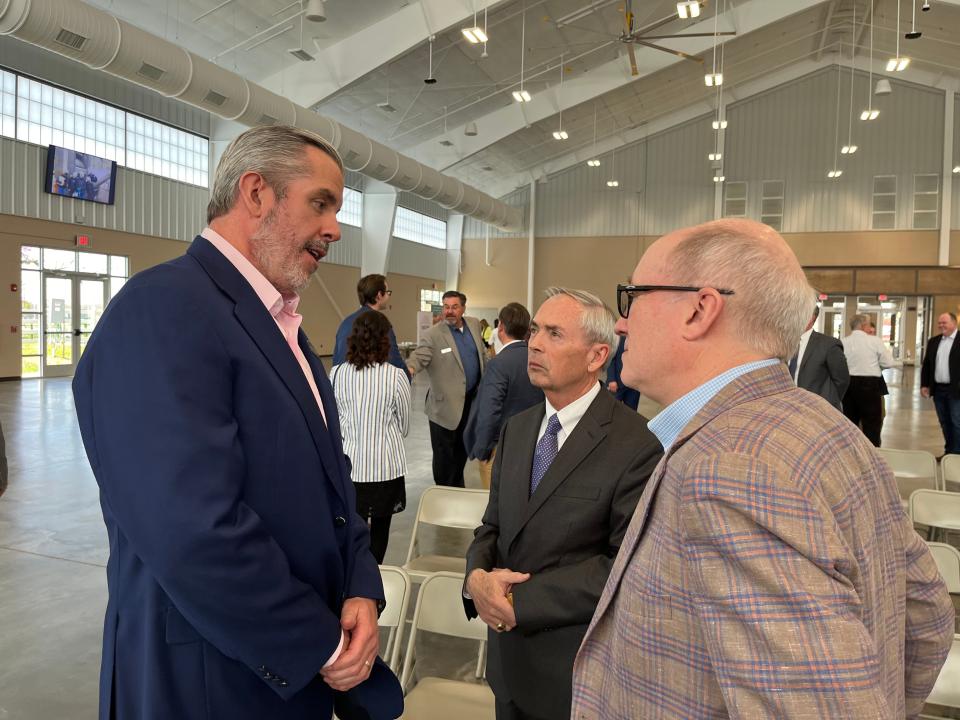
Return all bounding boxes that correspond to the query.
[605,336,641,411]
[463,341,544,461]
[333,305,410,378]
[73,236,393,720]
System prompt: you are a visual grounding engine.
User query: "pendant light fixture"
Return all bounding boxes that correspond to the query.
[606,150,618,187]
[828,63,843,178]
[586,104,601,166]
[860,0,879,120]
[886,0,910,71]
[513,7,532,102]
[704,3,723,86]
[905,0,923,38]
[841,4,858,154]
[462,2,488,43]
[424,35,437,84]
[552,56,569,140]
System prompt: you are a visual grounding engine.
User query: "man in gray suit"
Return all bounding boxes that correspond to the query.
[409,291,486,487]
[463,288,662,720]
[791,303,850,411]
[463,302,544,489]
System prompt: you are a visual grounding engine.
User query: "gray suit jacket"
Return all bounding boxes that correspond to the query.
[410,317,486,430]
[463,341,543,461]
[464,388,662,719]
[796,330,850,411]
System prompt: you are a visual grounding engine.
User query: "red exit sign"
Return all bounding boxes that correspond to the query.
[75,234,90,247]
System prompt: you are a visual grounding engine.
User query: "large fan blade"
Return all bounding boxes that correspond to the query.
[627,42,639,76]
[631,39,704,63]
[635,31,736,40]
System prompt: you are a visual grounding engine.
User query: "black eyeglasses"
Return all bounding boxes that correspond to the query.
[616,284,736,319]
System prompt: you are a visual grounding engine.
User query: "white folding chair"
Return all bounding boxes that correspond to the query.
[922,635,960,717]
[378,565,412,673]
[399,571,494,720]
[877,448,939,505]
[941,454,960,493]
[926,543,960,594]
[910,490,960,542]
[402,486,489,583]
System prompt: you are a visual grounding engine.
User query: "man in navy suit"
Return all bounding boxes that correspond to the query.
[73,125,399,720]
[333,273,410,378]
[464,302,544,487]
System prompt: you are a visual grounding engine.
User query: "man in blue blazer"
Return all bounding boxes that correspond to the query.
[464,302,543,488]
[333,274,410,379]
[73,125,400,720]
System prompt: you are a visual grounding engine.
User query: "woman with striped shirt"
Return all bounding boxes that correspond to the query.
[330,310,410,564]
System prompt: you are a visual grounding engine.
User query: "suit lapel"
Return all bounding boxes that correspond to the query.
[442,325,466,374]
[188,238,346,504]
[501,402,545,552]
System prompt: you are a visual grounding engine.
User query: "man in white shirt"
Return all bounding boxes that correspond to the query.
[463,287,661,720]
[842,313,899,446]
[920,312,960,457]
[789,303,849,411]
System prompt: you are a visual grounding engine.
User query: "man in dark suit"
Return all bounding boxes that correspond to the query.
[73,125,399,720]
[463,287,662,720]
[464,302,544,488]
[791,303,850,411]
[333,273,409,378]
[408,291,487,487]
[921,312,960,456]
[605,335,641,410]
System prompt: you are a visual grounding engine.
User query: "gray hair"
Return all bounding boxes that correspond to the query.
[543,287,617,368]
[850,313,869,331]
[207,124,343,223]
[667,221,814,361]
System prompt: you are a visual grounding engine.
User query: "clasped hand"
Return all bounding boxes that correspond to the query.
[466,567,530,633]
[320,597,379,692]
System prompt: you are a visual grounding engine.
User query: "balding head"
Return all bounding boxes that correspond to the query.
[618,219,813,404]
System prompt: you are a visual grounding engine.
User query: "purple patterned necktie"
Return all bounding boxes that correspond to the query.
[530,414,562,496]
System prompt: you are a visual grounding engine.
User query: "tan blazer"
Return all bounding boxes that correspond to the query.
[410,316,486,430]
[571,363,954,719]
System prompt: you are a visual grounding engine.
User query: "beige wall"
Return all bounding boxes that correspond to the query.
[460,229,960,318]
[4,213,442,378]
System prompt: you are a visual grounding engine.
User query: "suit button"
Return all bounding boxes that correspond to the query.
[279,680,289,687]
[334,516,346,527]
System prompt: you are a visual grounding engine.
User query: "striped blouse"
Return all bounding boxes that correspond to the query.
[329,362,410,484]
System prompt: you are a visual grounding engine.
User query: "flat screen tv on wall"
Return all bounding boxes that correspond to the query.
[43,145,118,205]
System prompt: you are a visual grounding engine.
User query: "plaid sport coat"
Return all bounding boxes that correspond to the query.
[571,363,954,719]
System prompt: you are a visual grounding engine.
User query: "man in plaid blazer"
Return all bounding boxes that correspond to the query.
[571,219,954,719]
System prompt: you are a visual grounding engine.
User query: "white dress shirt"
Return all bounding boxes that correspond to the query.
[841,330,899,376]
[935,330,957,384]
[537,381,602,451]
[793,328,813,383]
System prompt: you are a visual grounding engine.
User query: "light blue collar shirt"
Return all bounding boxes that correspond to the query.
[648,359,781,452]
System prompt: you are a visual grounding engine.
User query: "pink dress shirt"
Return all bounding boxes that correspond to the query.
[201,227,345,667]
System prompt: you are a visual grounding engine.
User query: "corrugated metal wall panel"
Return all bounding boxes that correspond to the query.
[324,225,362,268]
[643,118,715,235]
[0,36,210,136]
[721,67,942,233]
[0,136,206,242]
[388,237,445,279]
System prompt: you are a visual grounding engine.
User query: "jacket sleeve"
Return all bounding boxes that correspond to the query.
[394,366,411,437]
[388,328,412,380]
[73,284,343,701]
[467,361,509,461]
[920,338,935,388]
[826,338,851,400]
[511,439,661,633]
[901,515,955,718]
[409,328,435,373]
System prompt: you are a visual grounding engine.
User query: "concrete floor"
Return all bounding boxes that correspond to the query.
[0,367,955,718]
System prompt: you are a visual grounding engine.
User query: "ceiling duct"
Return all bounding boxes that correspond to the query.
[0,0,522,232]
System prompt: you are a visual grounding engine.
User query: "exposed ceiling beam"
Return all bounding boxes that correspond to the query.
[259,0,504,109]
[406,0,827,172]
[475,53,960,197]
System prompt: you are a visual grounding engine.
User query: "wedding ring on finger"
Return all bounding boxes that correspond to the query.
[496,622,505,632]
[364,660,371,668]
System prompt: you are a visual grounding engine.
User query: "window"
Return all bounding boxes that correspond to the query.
[337,186,362,227]
[1,69,14,138]
[394,206,447,249]
[16,76,125,162]
[20,245,129,378]
[913,174,939,229]
[872,175,897,230]
[722,181,747,218]
[420,289,442,312]
[760,180,784,232]
[125,113,208,187]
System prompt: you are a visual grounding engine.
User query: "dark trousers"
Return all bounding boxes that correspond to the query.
[932,384,960,455]
[496,697,553,720]
[429,389,476,488]
[367,515,392,565]
[843,375,884,447]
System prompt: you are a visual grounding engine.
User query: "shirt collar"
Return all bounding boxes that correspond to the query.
[500,339,522,351]
[946,330,957,340]
[800,328,813,342]
[201,227,299,319]
[648,359,780,452]
[544,381,602,434]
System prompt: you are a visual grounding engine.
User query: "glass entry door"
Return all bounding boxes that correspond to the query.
[42,274,107,377]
